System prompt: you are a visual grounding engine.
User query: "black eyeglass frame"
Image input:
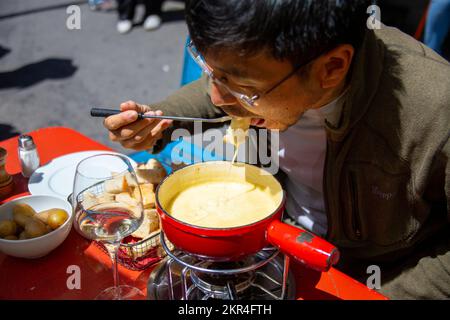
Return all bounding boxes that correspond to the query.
[187,40,318,107]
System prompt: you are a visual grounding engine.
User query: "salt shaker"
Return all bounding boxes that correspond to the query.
[18,135,40,178]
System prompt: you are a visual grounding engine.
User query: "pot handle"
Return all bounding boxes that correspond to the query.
[267,220,340,272]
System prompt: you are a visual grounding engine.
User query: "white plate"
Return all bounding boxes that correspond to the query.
[28,151,137,199]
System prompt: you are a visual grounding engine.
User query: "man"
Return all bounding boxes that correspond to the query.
[103,0,450,299]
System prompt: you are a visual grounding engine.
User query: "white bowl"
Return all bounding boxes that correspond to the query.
[0,195,73,258]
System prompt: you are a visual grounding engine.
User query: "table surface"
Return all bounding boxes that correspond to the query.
[0,127,386,300]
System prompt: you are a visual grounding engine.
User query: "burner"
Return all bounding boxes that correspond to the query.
[190,266,256,299]
[147,233,296,300]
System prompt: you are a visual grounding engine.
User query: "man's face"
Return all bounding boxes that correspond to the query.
[204,50,323,131]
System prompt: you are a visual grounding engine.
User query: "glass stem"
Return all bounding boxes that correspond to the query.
[104,242,121,298]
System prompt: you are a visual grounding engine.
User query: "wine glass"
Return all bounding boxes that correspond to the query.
[72,153,144,300]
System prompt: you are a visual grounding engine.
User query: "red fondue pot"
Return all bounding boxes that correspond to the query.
[156,161,339,272]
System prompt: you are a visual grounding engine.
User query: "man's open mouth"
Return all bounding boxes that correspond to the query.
[251,118,266,127]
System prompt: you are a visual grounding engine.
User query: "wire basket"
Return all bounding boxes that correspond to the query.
[94,230,169,271]
[71,180,172,271]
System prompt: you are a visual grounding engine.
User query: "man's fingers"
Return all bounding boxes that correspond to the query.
[105,103,171,149]
[119,120,155,147]
[119,120,163,148]
[109,116,158,141]
[120,132,156,149]
[120,100,150,113]
[148,110,173,134]
[133,122,156,143]
[104,101,153,131]
[119,118,171,149]
[151,119,173,136]
[120,100,136,111]
[103,110,139,130]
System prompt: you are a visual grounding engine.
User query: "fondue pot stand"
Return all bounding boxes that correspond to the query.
[156,161,339,272]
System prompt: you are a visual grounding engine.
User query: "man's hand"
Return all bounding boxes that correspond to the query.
[103,100,173,150]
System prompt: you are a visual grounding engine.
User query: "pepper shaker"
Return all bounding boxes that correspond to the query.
[0,147,14,199]
[18,135,40,178]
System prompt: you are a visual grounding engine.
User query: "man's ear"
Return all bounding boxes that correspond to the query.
[316,44,354,89]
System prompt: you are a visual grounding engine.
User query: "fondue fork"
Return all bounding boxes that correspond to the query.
[90,108,232,123]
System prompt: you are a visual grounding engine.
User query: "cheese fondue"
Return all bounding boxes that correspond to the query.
[223,117,251,163]
[166,180,279,228]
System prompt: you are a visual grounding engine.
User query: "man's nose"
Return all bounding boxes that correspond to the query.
[210,82,238,107]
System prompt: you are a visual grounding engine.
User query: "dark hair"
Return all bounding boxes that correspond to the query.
[186,0,371,67]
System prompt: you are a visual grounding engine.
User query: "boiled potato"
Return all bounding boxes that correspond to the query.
[24,219,48,238]
[46,209,69,230]
[0,220,17,238]
[19,231,28,240]
[13,203,36,227]
[35,209,51,224]
[35,208,69,230]
[15,225,24,236]
[13,212,33,228]
[13,203,36,216]
[45,224,53,233]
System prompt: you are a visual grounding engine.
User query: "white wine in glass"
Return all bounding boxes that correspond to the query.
[72,153,144,300]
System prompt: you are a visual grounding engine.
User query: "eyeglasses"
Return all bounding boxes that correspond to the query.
[187,41,307,108]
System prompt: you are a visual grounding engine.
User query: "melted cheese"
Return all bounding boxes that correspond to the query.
[166,180,278,228]
[223,117,251,163]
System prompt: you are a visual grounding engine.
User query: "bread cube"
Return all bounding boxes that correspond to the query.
[115,192,139,207]
[104,175,128,194]
[133,184,156,209]
[131,209,160,239]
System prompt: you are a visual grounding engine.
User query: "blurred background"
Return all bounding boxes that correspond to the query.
[0,0,187,154]
[0,0,448,154]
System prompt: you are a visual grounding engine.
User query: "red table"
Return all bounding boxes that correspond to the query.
[0,127,386,300]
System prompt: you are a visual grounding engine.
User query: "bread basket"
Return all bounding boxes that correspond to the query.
[69,194,171,271]
[94,230,169,270]
[70,158,176,270]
